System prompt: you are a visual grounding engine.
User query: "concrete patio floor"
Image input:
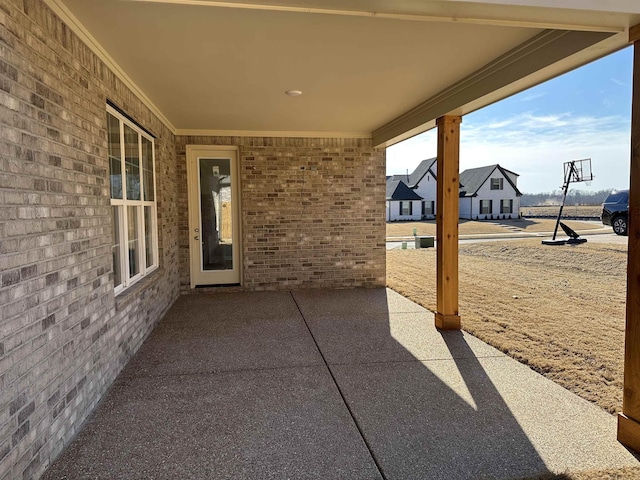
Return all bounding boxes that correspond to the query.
[43,288,639,479]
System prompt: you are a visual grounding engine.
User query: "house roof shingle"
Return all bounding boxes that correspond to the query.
[386,179,423,201]
[407,157,437,187]
[458,164,522,197]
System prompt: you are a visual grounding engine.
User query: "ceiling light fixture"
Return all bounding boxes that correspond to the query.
[285,90,303,97]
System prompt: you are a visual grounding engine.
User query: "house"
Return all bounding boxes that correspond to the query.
[386,178,423,221]
[459,164,522,220]
[3,0,640,478]
[405,157,438,220]
[406,158,438,202]
[386,158,438,221]
[387,159,520,221]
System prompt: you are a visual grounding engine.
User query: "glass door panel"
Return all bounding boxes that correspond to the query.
[199,158,233,271]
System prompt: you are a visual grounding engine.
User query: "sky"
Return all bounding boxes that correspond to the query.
[386,46,633,194]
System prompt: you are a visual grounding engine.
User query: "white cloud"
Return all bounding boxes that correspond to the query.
[485,119,515,129]
[518,92,547,102]
[611,78,626,86]
[387,111,630,193]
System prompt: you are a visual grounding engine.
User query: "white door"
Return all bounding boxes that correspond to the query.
[186,146,241,287]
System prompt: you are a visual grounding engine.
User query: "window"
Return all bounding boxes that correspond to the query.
[491,178,503,190]
[108,106,158,294]
[422,201,434,216]
[480,200,492,215]
[401,201,412,216]
[501,199,513,214]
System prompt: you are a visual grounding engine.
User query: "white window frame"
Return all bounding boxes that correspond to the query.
[107,105,158,295]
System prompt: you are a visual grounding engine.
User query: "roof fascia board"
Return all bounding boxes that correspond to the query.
[475,165,499,196]
[464,164,522,196]
[497,165,523,195]
[415,159,438,186]
[44,0,178,134]
[449,0,640,15]
[373,29,614,147]
[428,157,438,180]
[126,0,625,32]
[500,166,520,176]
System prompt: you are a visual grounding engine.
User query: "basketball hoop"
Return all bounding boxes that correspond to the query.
[564,158,593,184]
[542,158,593,245]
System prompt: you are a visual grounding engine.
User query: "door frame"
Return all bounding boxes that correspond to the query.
[186,145,242,288]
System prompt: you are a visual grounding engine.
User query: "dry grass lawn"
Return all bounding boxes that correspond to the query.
[387,239,627,414]
[521,205,601,218]
[386,219,603,238]
[522,467,640,479]
[386,233,637,479]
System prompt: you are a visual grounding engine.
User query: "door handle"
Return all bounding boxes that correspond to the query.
[194,236,199,240]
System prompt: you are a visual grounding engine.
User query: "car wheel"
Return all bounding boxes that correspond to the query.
[613,215,628,236]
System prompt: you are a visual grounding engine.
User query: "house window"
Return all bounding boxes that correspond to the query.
[501,199,513,214]
[480,200,492,215]
[400,201,412,216]
[108,106,158,294]
[491,178,503,190]
[422,201,434,216]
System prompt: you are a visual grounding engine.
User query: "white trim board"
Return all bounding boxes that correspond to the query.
[125,0,625,33]
[176,129,372,139]
[43,0,178,134]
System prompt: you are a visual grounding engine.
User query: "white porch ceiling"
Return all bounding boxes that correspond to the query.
[52,0,640,145]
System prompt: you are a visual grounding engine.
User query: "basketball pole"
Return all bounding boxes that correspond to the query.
[542,158,592,246]
[551,161,579,241]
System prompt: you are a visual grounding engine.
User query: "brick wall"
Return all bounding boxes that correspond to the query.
[176,136,387,291]
[0,0,387,477]
[0,1,180,478]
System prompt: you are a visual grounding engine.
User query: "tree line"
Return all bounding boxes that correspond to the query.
[521,189,616,206]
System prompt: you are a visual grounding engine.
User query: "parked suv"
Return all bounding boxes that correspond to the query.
[601,190,629,236]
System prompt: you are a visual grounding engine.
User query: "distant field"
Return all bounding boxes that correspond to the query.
[520,205,600,217]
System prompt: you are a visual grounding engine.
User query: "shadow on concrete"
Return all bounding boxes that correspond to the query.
[292,288,637,479]
[42,288,636,480]
[293,288,550,479]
